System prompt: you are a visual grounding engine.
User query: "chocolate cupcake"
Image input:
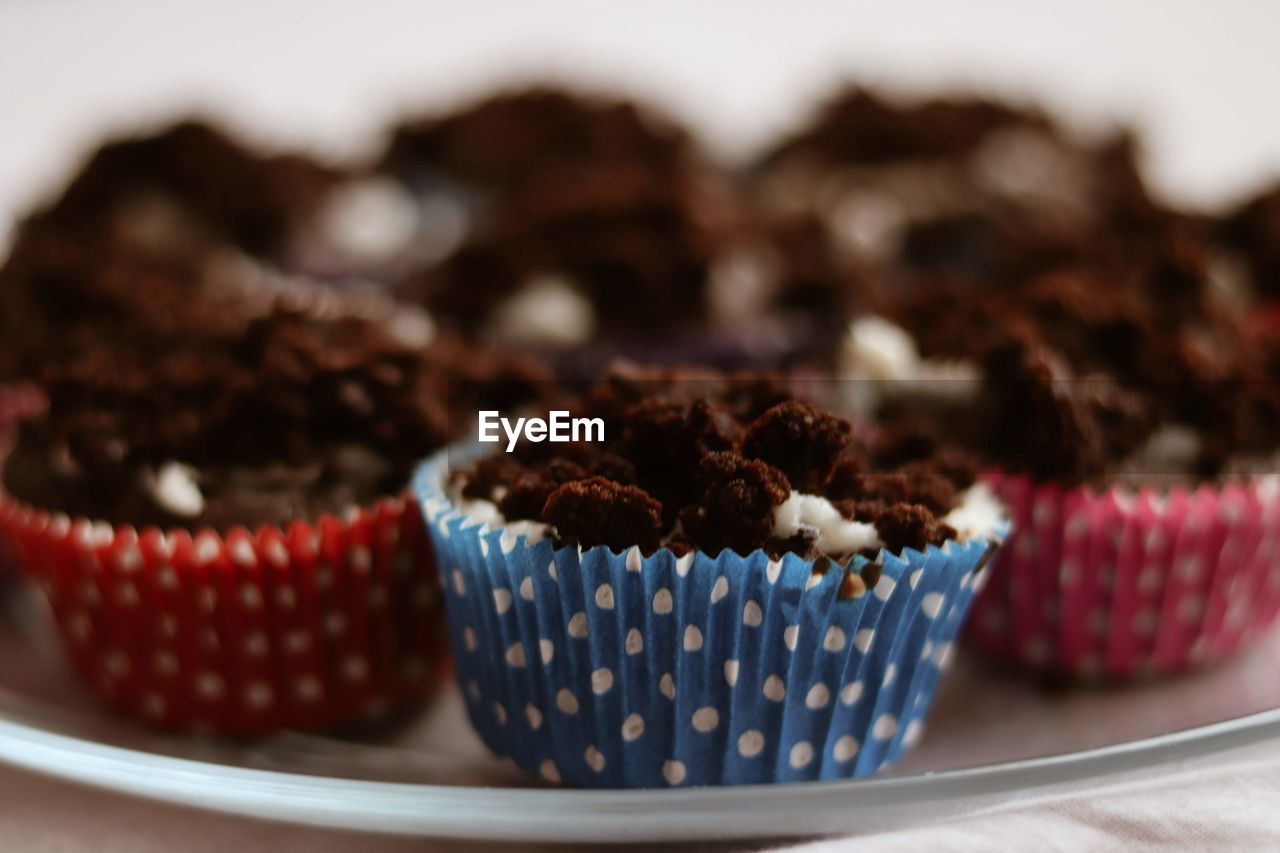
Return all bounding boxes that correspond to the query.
[413,367,1006,787]
[0,303,551,734]
[754,86,1181,291]
[837,232,1280,679]
[380,87,860,371]
[0,119,439,385]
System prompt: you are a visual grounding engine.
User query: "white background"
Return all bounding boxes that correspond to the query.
[1,0,1279,241]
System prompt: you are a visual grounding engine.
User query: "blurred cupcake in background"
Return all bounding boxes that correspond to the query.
[414,367,1006,787]
[380,86,866,372]
[752,85,1187,291]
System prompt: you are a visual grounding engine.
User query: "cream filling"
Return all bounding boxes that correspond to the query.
[838,315,981,415]
[319,178,421,262]
[490,275,597,346]
[142,461,205,518]
[454,476,1002,559]
[772,482,1004,556]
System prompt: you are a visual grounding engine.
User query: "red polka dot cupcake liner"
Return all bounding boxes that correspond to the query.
[967,473,1280,679]
[0,489,450,734]
[0,383,47,577]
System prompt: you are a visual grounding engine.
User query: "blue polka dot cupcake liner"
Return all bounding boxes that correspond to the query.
[413,450,1003,788]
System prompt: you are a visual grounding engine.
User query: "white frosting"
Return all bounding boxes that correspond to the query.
[941,483,1005,543]
[772,492,882,554]
[838,315,981,415]
[706,246,778,324]
[145,462,205,518]
[491,275,596,346]
[320,178,420,261]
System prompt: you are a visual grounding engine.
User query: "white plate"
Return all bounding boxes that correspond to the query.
[2,583,1280,843]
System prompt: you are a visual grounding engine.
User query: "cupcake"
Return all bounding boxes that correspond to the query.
[0,303,551,734]
[380,86,861,371]
[836,233,1280,679]
[413,368,1006,787]
[752,85,1181,290]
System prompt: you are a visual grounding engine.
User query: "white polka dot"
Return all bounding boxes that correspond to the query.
[548,561,558,581]
[710,576,730,603]
[904,719,925,746]
[1178,596,1205,625]
[873,575,896,600]
[652,589,673,615]
[479,539,488,556]
[854,629,875,653]
[1137,568,1161,594]
[556,688,579,714]
[584,745,606,772]
[519,576,535,601]
[882,663,897,687]
[295,675,323,702]
[920,640,934,661]
[343,655,369,682]
[872,714,898,741]
[833,735,860,762]
[933,642,956,670]
[724,659,740,687]
[625,628,644,655]
[526,704,543,729]
[626,546,643,572]
[692,707,719,733]
[540,639,555,663]
[662,760,686,785]
[1178,556,1205,582]
[789,741,814,769]
[595,584,615,610]
[242,632,268,658]
[683,625,703,652]
[567,612,589,638]
[244,682,273,710]
[840,681,864,706]
[908,569,923,589]
[921,592,945,619]
[494,703,508,725]
[742,600,763,627]
[805,572,825,592]
[737,730,765,758]
[805,683,830,709]
[505,643,527,667]
[153,651,178,676]
[592,668,614,695]
[539,760,560,782]
[763,675,786,701]
[1133,608,1158,635]
[823,626,846,652]
[622,713,645,741]
[659,673,676,699]
[493,588,513,614]
[766,559,783,584]
[783,625,799,651]
[675,553,695,576]
[195,671,224,700]
[500,532,519,553]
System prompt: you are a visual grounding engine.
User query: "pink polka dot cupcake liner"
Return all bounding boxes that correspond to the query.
[0,489,450,734]
[967,473,1280,679]
[414,450,1006,788]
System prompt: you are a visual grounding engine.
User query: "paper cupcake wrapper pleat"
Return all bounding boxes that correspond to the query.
[0,490,449,734]
[413,451,1002,788]
[968,473,1280,679]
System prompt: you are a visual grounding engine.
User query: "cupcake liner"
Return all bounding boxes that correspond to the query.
[413,450,1003,788]
[967,473,1280,679]
[0,383,46,577]
[0,489,449,734]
